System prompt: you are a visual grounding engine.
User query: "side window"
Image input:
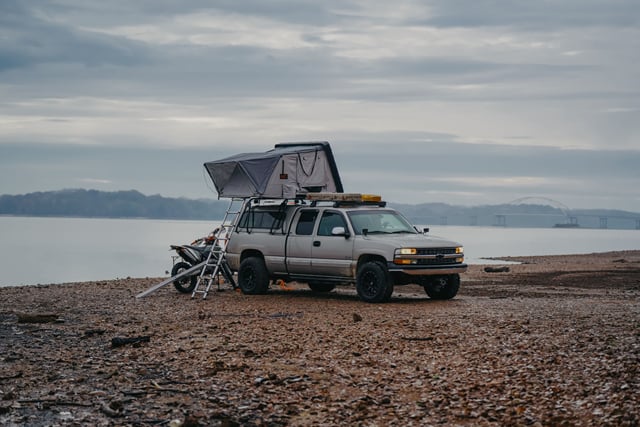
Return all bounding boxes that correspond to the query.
[237,210,285,230]
[317,211,346,236]
[295,210,318,235]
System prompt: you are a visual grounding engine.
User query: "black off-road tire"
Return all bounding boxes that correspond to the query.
[171,262,197,293]
[423,274,460,300]
[356,261,393,303]
[238,257,270,295]
[308,282,336,293]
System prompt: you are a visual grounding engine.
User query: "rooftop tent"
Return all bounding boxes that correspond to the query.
[204,142,344,199]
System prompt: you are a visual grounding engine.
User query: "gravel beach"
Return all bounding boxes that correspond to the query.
[1,251,639,426]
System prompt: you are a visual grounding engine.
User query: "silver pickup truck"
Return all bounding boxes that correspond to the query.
[225,193,467,303]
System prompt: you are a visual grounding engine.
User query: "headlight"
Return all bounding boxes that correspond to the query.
[456,246,464,254]
[398,248,417,255]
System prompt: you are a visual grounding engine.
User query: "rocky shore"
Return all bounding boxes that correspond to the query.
[1,251,639,426]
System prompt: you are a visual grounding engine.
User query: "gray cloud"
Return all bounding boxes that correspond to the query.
[0,0,638,211]
[0,1,152,71]
[420,0,640,29]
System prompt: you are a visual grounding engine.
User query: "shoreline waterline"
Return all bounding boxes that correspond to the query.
[2,249,639,289]
[1,216,638,286]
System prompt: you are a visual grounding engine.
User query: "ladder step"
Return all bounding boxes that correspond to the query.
[189,197,247,299]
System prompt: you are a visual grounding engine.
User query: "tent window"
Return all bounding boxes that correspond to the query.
[297,151,318,176]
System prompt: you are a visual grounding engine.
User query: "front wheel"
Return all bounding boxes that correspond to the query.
[238,257,270,295]
[172,262,197,293]
[356,261,393,303]
[423,274,460,300]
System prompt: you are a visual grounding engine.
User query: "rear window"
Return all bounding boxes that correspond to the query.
[238,209,285,230]
[295,210,318,235]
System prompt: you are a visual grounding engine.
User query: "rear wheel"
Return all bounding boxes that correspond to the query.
[172,262,197,293]
[238,257,270,295]
[423,274,460,300]
[356,261,393,303]
[308,282,336,293]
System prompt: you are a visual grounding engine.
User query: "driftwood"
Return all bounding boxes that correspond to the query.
[17,313,61,323]
[484,266,511,273]
[121,381,190,396]
[401,336,435,341]
[111,336,150,348]
[18,398,92,407]
[0,371,23,381]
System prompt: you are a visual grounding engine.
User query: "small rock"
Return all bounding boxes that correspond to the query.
[183,415,202,427]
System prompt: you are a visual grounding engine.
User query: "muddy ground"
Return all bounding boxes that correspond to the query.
[1,251,639,426]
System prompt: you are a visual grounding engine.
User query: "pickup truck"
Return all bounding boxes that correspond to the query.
[225,193,467,303]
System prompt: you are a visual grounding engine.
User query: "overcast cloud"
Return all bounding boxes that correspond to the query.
[1,0,639,211]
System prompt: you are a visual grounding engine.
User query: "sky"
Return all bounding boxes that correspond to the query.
[1,0,639,212]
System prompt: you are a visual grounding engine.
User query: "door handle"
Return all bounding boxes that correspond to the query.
[313,241,321,247]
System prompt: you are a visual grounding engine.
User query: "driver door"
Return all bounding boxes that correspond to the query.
[310,210,354,277]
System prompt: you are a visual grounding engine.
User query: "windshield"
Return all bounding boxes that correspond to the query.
[347,209,417,235]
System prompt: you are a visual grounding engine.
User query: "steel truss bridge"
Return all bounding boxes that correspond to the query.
[490,197,640,229]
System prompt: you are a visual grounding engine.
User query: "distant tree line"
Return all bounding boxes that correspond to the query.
[0,189,638,229]
[0,189,227,220]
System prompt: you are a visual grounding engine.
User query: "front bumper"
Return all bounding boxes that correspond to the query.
[387,263,468,276]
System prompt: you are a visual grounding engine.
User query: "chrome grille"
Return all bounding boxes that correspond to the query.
[417,248,457,256]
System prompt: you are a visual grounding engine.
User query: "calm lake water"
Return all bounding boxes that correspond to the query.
[1,216,639,286]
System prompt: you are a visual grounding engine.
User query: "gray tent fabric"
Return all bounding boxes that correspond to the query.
[204,142,344,199]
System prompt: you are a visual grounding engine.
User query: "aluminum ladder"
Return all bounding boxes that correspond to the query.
[191,198,246,299]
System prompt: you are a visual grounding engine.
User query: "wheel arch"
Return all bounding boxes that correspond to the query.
[356,254,387,270]
[240,249,264,263]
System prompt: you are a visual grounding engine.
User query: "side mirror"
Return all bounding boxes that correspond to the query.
[423,227,429,234]
[331,226,350,238]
